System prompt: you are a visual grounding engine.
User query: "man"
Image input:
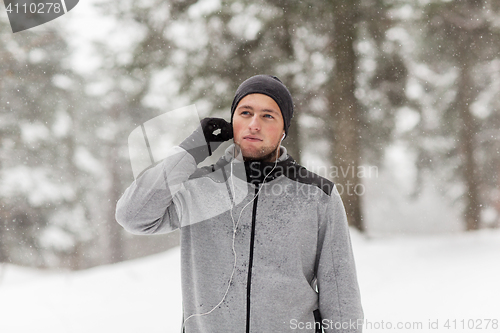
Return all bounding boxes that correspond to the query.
[116,75,363,332]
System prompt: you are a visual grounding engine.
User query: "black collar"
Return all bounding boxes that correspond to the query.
[244,157,295,185]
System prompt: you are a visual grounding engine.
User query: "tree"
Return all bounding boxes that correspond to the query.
[324,0,414,231]
[326,0,364,231]
[417,0,500,230]
[0,19,94,268]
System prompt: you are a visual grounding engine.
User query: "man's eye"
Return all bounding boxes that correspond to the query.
[264,114,274,119]
[241,111,250,115]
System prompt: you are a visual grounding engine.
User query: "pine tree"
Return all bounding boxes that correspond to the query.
[0,19,94,268]
[415,0,500,230]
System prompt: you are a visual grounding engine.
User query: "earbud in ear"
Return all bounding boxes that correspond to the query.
[281,133,285,141]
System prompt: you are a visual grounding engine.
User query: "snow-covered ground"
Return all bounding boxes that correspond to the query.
[0,229,499,333]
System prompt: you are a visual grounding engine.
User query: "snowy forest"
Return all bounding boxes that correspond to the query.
[1,0,500,273]
[2,1,500,332]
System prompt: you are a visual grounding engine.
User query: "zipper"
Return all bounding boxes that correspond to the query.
[246,184,260,333]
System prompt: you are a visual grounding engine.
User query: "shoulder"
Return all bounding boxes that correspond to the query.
[281,157,335,196]
[188,156,231,181]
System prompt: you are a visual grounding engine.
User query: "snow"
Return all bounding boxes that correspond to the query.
[72,146,103,176]
[1,230,499,333]
[51,110,72,137]
[228,8,262,40]
[395,107,421,133]
[0,166,76,207]
[0,249,182,333]
[353,229,500,332]
[187,0,221,19]
[20,122,51,144]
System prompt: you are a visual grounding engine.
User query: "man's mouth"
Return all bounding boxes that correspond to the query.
[243,135,262,142]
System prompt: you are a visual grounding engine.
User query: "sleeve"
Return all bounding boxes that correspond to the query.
[115,146,197,235]
[316,184,364,333]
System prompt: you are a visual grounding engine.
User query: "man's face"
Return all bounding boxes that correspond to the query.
[233,93,285,162]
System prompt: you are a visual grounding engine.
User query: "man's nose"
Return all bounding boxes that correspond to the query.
[248,115,261,131]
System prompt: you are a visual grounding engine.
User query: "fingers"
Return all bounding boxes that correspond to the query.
[202,118,233,142]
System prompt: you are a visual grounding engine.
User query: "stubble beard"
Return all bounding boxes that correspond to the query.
[238,141,281,162]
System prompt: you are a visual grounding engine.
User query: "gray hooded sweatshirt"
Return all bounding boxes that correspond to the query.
[115,144,363,333]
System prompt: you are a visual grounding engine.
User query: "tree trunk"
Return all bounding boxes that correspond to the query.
[107,150,125,263]
[0,203,9,263]
[279,11,301,163]
[105,106,125,264]
[457,50,481,231]
[328,0,364,232]
[286,111,301,163]
[495,165,500,229]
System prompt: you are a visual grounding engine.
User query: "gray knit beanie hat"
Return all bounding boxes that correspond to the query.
[230,75,294,138]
